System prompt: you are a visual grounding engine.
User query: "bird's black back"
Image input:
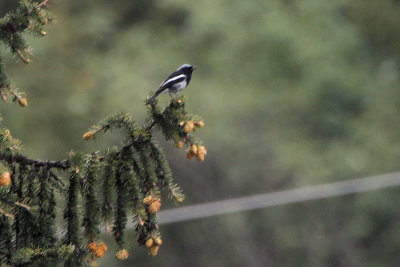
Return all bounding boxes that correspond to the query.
[163,68,193,87]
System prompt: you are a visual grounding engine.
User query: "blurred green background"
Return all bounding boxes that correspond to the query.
[2,0,400,266]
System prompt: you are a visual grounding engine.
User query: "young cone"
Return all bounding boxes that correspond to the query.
[83,131,94,140]
[116,249,129,260]
[93,248,104,258]
[149,245,159,256]
[145,238,154,248]
[148,199,162,214]
[18,98,28,107]
[0,172,11,186]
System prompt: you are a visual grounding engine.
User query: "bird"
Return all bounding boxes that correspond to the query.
[146,64,196,105]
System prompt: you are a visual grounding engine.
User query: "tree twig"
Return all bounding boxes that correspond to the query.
[49,169,66,188]
[37,0,49,8]
[14,201,31,210]
[0,151,69,169]
[0,208,14,219]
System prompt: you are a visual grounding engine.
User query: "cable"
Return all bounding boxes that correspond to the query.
[153,171,400,225]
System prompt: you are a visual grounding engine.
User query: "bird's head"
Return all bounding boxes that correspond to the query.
[177,64,197,74]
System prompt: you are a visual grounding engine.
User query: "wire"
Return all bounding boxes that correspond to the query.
[153,171,400,225]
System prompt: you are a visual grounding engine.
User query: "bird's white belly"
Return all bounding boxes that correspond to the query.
[167,80,187,93]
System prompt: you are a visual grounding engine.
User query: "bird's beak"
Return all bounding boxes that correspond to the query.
[192,66,198,70]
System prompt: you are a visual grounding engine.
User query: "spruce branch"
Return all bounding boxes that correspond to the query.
[0,2,207,265]
[0,150,69,169]
[100,152,116,233]
[0,0,52,105]
[64,171,80,245]
[81,155,100,242]
[0,95,207,263]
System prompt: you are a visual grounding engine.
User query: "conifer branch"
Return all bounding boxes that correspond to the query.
[0,0,52,105]
[0,2,208,265]
[0,96,207,264]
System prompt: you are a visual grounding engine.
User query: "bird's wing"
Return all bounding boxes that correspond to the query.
[145,74,186,105]
[159,74,186,90]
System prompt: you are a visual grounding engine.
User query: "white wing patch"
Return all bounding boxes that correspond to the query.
[160,74,186,87]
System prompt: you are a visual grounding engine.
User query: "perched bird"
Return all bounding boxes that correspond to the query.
[146,64,196,105]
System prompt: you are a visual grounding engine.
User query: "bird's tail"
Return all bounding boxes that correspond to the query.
[145,90,163,105]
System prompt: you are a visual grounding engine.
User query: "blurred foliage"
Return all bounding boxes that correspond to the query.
[1,0,400,266]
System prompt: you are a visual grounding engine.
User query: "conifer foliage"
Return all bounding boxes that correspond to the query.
[0,1,206,266]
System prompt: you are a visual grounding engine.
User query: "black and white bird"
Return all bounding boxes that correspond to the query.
[146,64,196,105]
